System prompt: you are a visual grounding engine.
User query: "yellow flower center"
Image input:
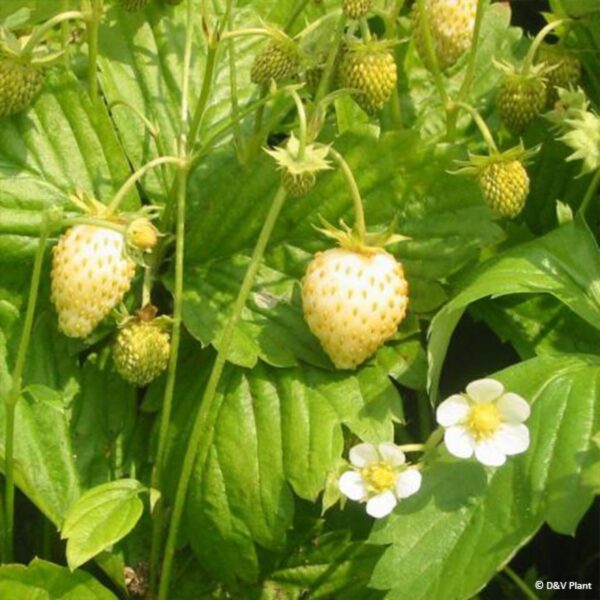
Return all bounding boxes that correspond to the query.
[361,463,396,493]
[466,402,501,440]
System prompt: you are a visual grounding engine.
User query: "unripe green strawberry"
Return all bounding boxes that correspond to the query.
[0,57,44,118]
[342,0,374,19]
[480,160,529,218]
[118,0,149,11]
[302,247,409,369]
[251,38,300,85]
[338,42,397,114]
[113,318,170,386]
[413,0,477,71]
[497,73,547,134]
[537,44,581,106]
[282,170,316,198]
[51,225,136,338]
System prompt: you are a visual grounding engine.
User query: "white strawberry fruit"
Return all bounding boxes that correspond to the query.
[302,247,409,369]
[51,225,136,338]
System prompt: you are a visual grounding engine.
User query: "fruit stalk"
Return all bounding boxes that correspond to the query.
[106,156,184,215]
[455,101,498,152]
[225,0,244,160]
[86,1,103,105]
[188,44,219,151]
[457,0,487,101]
[285,0,311,32]
[289,88,308,160]
[314,12,347,105]
[579,168,600,216]
[20,10,85,57]
[3,214,51,561]
[329,148,366,242]
[522,19,568,75]
[158,186,288,600]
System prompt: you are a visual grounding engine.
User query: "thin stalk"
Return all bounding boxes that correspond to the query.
[180,0,195,131]
[383,1,403,129]
[3,215,50,561]
[61,0,72,68]
[457,0,486,101]
[289,89,308,158]
[503,567,539,600]
[455,101,498,152]
[359,17,372,42]
[59,216,126,234]
[314,13,346,105]
[86,1,102,105]
[108,100,160,138]
[329,148,366,242]
[416,0,448,108]
[220,28,270,40]
[106,156,183,215]
[188,45,219,151]
[416,390,433,442]
[579,168,600,216]
[21,10,85,56]
[158,186,288,600]
[285,0,310,32]
[523,19,568,75]
[226,1,244,159]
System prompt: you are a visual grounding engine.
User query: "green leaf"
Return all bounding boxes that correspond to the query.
[161,345,402,583]
[428,217,600,401]
[369,354,600,599]
[0,70,137,263]
[0,558,116,600]
[62,479,146,570]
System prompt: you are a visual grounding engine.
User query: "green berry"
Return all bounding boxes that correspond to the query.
[537,45,581,106]
[113,319,171,386]
[0,57,44,118]
[480,160,529,218]
[282,169,316,198]
[413,0,477,71]
[342,0,374,19]
[338,42,397,114]
[251,39,300,85]
[497,73,547,134]
[118,0,149,11]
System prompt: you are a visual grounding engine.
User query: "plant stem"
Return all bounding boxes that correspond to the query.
[522,19,568,75]
[226,1,244,160]
[220,28,270,40]
[289,89,308,159]
[314,13,346,105]
[106,156,183,215]
[455,101,498,153]
[503,567,539,600]
[21,10,85,56]
[329,148,366,242]
[3,215,50,561]
[86,1,103,106]
[359,17,372,42]
[188,44,219,151]
[416,0,449,110]
[285,0,310,32]
[61,0,72,68]
[398,444,426,453]
[59,216,126,234]
[107,100,160,138]
[579,167,600,216]
[158,186,288,600]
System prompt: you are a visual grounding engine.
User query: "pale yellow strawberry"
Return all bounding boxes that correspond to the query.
[51,225,136,338]
[302,247,409,369]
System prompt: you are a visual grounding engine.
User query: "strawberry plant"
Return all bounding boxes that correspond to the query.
[0,0,599,599]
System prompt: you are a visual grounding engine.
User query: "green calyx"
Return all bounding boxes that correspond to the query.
[265,134,332,198]
[316,217,409,255]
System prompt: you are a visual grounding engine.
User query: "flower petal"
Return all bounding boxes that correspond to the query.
[494,423,530,456]
[338,471,367,501]
[378,442,406,466]
[349,443,378,468]
[497,393,530,423]
[436,394,470,427]
[444,425,475,459]
[366,491,397,518]
[474,439,506,467]
[466,379,504,403]
[395,468,422,499]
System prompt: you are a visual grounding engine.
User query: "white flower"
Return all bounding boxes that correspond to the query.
[436,378,530,467]
[338,442,422,518]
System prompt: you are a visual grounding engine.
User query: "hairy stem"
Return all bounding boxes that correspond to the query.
[21,10,85,56]
[329,148,366,242]
[3,215,50,561]
[455,101,498,153]
[106,156,183,215]
[579,168,600,216]
[158,186,288,600]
